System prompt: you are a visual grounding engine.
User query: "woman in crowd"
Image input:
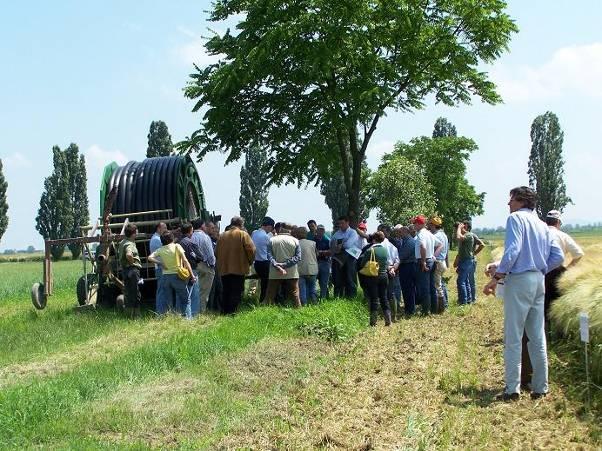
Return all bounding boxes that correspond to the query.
[148,230,196,318]
[295,226,319,305]
[357,231,391,326]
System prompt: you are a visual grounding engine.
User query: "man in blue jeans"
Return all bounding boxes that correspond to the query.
[454,221,478,305]
[397,226,417,316]
[413,215,441,315]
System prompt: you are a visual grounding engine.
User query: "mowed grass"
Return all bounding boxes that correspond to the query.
[0,240,599,448]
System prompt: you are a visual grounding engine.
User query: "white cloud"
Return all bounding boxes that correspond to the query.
[492,42,602,102]
[174,25,226,67]
[84,145,128,170]
[2,152,32,169]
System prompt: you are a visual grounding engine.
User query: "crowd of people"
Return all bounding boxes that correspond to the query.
[116,213,486,324]
[115,185,585,401]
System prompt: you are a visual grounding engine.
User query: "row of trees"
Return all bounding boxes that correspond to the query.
[0,159,7,244]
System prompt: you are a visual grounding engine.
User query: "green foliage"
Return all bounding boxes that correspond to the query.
[368,155,436,224]
[528,111,572,218]
[298,317,353,342]
[179,0,517,223]
[393,134,484,238]
[239,146,269,232]
[433,117,458,138]
[36,147,73,260]
[65,144,89,259]
[146,120,173,158]
[0,159,7,244]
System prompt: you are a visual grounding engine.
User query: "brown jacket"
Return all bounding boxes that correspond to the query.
[216,227,256,276]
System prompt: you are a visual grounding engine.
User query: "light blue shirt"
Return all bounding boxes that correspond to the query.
[150,232,162,270]
[251,228,272,261]
[191,229,216,267]
[434,230,448,261]
[497,208,564,275]
[330,227,359,250]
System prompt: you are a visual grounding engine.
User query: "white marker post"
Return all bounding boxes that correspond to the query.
[579,312,591,408]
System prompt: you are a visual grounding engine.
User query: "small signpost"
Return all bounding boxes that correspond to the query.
[579,312,591,408]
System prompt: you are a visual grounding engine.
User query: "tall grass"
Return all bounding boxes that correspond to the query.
[550,244,602,384]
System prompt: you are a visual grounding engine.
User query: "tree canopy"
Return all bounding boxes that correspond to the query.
[392,133,484,238]
[239,146,269,231]
[368,155,436,225]
[528,111,571,218]
[180,0,517,223]
[0,159,8,244]
[433,117,458,138]
[147,120,173,158]
[65,144,90,259]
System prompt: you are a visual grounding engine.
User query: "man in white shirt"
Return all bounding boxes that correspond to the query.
[330,216,359,298]
[413,215,442,315]
[544,210,584,321]
[251,216,275,303]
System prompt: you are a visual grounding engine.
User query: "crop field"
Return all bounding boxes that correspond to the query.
[0,241,600,449]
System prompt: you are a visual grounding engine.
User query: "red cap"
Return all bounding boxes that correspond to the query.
[412,215,426,225]
[358,221,367,231]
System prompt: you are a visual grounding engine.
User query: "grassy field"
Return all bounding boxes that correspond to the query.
[0,242,600,448]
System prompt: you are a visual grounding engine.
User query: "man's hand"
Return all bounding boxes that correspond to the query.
[483,278,497,296]
[484,262,498,277]
[275,264,287,275]
[421,261,428,272]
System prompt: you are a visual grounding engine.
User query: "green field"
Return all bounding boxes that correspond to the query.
[0,243,599,449]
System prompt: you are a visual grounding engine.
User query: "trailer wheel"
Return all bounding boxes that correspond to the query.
[76,274,99,306]
[31,283,47,310]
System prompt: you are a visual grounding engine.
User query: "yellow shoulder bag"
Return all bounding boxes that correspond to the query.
[359,247,379,277]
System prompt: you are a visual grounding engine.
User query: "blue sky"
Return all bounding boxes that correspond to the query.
[1,1,601,250]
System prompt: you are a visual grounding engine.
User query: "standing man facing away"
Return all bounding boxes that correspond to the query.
[265,222,302,307]
[467,221,485,303]
[118,223,142,318]
[216,216,256,314]
[190,218,216,314]
[330,216,360,298]
[414,215,442,315]
[397,226,417,316]
[429,216,449,312]
[483,186,563,401]
[314,224,331,299]
[251,216,275,303]
[544,210,584,321]
[179,223,204,317]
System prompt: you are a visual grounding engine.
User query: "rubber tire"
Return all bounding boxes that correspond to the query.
[76,274,98,306]
[31,283,47,310]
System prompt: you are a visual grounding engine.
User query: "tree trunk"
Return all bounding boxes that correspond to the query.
[347,126,362,226]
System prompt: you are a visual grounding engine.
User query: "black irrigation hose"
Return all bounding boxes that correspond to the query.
[103,155,207,233]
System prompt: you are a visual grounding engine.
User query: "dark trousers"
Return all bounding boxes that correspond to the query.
[254,260,270,303]
[123,267,141,309]
[415,260,437,314]
[333,253,357,298]
[208,267,222,311]
[364,275,389,313]
[221,274,245,314]
[544,266,566,322]
[398,262,416,315]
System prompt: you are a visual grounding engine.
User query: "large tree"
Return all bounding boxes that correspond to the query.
[36,147,74,260]
[147,120,173,158]
[179,0,516,224]
[64,144,90,259]
[0,159,8,244]
[528,111,571,218]
[239,146,269,231]
[393,134,484,239]
[368,154,436,225]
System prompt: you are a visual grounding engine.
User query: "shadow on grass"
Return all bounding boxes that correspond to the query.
[443,387,500,408]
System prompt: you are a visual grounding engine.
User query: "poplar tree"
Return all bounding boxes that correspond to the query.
[239,146,269,232]
[65,144,90,258]
[528,111,572,218]
[146,120,173,157]
[433,117,458,138]
[36,147,73,260]
[0,159,8,244]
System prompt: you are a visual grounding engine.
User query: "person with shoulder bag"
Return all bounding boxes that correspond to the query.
[358,231,391,326]
[148,230,196,318]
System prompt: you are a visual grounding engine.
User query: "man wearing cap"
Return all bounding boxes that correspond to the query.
[483,186,563,401]
[252,216,275,303]
[544,210,584,321]
[429,216,449,311]
[330,216,359,298]
[314,224,332,299]
[413,215,442,314]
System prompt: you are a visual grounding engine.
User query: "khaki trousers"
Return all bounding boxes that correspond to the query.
[265,278,301,307]
[197,262,215,313]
